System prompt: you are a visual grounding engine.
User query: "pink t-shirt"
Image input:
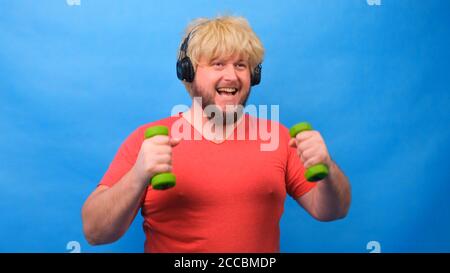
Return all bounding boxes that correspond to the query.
[99,113,316,252]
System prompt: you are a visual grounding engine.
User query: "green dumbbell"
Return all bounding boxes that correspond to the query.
[289,122,329,182]
[144,125,176,190]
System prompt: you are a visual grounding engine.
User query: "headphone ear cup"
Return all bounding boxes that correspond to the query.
[176,59,184,81]
[177,57,195,82]
[251,64,262,86]
[176,57,195,82]
[181,57,195,82]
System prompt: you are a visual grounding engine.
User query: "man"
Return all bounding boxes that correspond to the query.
[82,15,351,253]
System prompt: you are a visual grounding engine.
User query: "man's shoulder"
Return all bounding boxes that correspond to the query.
[125,114,182,142]
[136,114,182,132]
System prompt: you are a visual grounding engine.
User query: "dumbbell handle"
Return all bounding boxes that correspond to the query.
[289,122,329,182]
[144,126,176,190]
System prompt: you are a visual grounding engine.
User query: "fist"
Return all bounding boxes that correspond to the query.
[133,135,181,185]
[289,130,331,169]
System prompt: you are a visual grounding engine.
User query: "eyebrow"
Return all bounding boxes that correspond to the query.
[209,56,248,63]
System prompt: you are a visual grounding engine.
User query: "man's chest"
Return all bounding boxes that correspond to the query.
[143,140,288,210]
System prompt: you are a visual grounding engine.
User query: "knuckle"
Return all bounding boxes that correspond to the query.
[151,135,170,144]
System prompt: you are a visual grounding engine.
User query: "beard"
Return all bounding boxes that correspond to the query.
[190,82,251,125]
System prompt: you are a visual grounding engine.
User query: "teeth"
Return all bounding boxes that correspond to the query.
[217,87,238,93]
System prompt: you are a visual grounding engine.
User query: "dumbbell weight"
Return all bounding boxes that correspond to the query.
[144,125,176,190]
[289,122,329,182]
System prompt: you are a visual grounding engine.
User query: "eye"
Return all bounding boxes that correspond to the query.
[236,63,248,70]
[212,62,224,68]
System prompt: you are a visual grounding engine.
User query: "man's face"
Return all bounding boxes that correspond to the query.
[190,54,252,119]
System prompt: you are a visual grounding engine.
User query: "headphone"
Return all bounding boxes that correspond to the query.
[176,28,262,86]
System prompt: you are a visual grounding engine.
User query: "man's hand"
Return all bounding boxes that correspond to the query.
[289,130,332,169]
[132,135,181,187]
[290,130,351,221]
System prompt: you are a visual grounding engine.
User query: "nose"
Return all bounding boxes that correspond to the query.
[222,64,238,82]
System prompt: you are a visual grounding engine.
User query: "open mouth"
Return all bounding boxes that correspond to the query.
[216,87,238,96]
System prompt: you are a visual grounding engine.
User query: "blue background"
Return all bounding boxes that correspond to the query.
[1,0,449,253]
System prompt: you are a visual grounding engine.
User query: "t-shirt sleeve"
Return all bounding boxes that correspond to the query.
[98,126,144,188]
[283,128,317,199]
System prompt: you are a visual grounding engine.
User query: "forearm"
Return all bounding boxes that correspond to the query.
[312,161,351,221]
[82,167,147,245]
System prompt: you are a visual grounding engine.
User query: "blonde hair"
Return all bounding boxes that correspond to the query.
[178,16,264,83]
